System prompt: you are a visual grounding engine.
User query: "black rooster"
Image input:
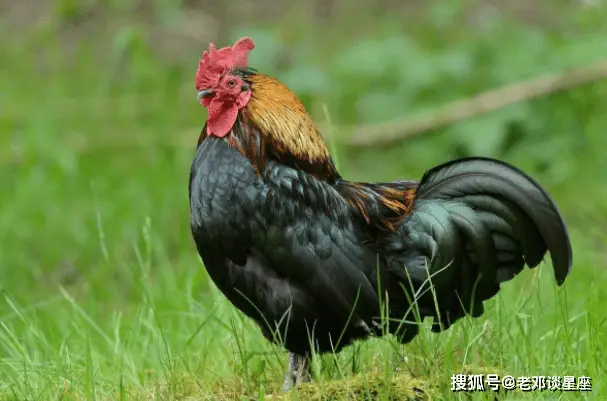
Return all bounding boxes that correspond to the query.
[188,37,572,390]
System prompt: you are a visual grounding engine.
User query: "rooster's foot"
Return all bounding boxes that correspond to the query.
[282,353,311,392]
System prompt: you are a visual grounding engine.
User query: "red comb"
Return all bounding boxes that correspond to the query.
[195,37,255,91]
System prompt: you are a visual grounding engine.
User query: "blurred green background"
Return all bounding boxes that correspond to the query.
[1,0,606,399]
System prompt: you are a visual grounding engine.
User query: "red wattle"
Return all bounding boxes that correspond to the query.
[206,98,238,138]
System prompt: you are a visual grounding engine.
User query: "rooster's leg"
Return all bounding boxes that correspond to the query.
[282,352,311,392]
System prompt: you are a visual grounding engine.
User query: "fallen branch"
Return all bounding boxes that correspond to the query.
[343,59,607,148]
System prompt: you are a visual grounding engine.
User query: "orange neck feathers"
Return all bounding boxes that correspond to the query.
[230,73,339,181]
[246,75,330,163]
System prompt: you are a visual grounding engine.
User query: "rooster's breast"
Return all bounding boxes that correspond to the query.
[189,138,258,239]
[188,139,318,346]
[188,137,377,354]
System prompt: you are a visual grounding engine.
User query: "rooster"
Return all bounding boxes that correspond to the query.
[188,37,572,391]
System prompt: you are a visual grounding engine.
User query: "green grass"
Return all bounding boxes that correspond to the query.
[2,2,607,399]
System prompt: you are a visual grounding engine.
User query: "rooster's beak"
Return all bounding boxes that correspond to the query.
[197,89,214,102]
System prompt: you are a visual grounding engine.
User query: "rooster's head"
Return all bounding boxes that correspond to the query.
[195,37,256,138]
[195,37,338,181]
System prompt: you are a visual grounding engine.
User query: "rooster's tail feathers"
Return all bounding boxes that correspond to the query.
[387,157,572,338]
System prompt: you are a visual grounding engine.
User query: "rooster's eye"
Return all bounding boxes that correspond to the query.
[227,79,236,87]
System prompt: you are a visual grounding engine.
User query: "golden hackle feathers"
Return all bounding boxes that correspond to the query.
[247,74,331,164]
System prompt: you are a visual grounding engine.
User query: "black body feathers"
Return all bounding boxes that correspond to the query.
[189,131,572,354]
[379,157,572,340]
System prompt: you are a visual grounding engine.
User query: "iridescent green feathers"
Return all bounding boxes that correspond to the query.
[392,156,572,334]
